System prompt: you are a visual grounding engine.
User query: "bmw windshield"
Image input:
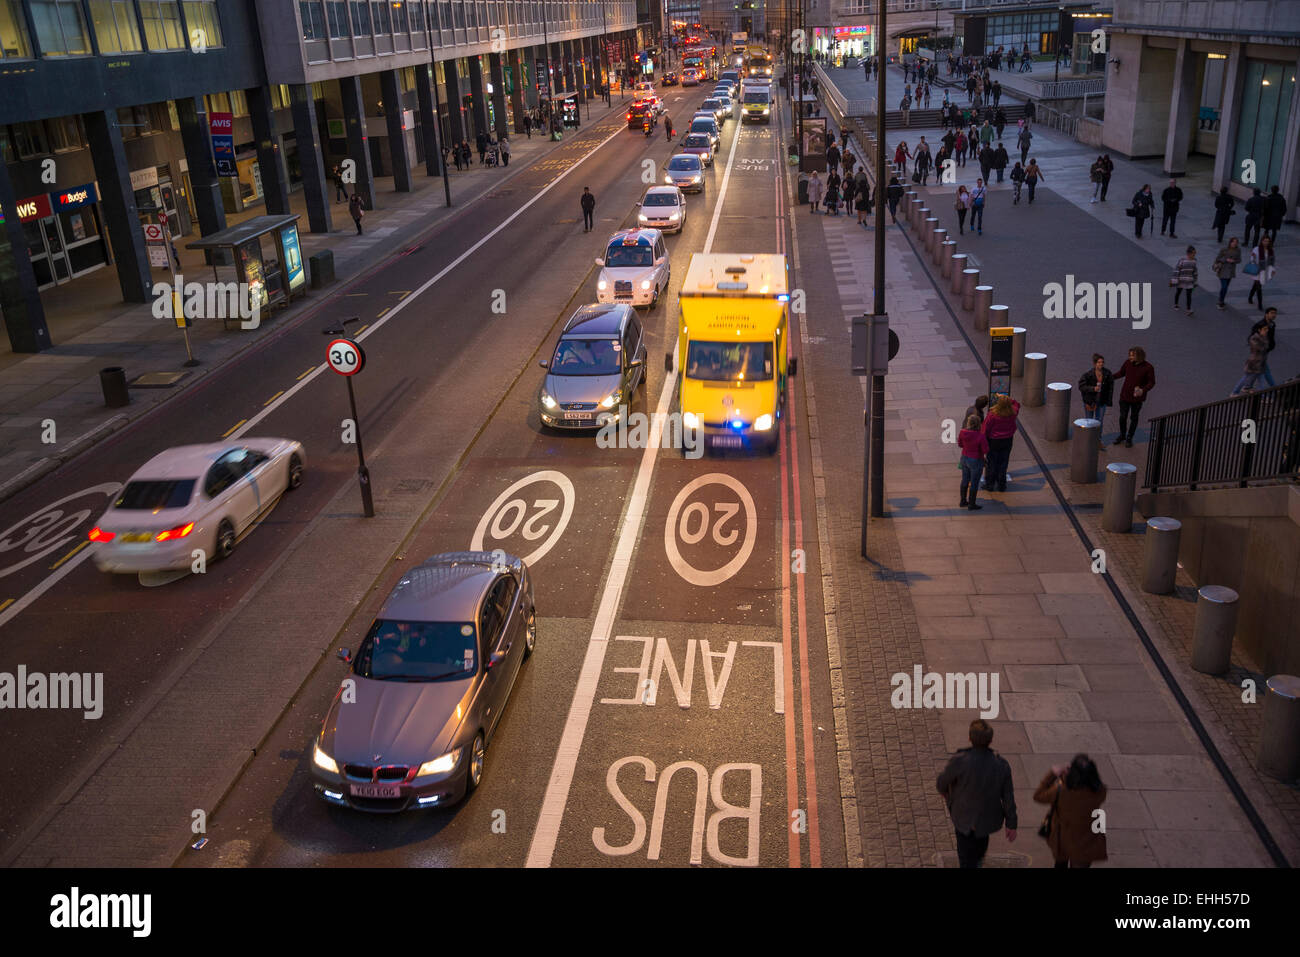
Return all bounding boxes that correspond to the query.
[355,620,478,681]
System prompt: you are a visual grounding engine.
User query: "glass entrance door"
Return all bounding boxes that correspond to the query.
[28,216,72,286]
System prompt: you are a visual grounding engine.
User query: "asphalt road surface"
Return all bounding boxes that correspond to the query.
[1,83,844,867]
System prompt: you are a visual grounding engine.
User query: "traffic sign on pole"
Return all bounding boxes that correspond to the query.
[327,337,366,376]
[326,335,374,517]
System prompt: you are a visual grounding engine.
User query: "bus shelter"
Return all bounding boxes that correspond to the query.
[184,214,307,326]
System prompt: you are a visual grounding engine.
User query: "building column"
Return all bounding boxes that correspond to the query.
[1275,53,1300,221]
[380,69,414,191]
[444,61,467,147]
[489,52,510,136]
[289,84,332,233]
[1212,42,1247,190]
[81,109,151,303]
[175,97,228,243]
[339,75,376,210]
[248,85,290,215]
[565,41,579,96]
[467,54,489,141]
[507,47,527,129]
[1163,40,1199,177]
[415,62,443,176]
[0,162,50,352]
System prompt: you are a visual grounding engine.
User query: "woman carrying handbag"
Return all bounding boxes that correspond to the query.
[1034,755,1108,869]
[953,185,971,234]
[1246,235,1275,312]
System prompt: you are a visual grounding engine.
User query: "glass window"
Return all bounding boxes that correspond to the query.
[115,480,196,510]
[356,619,480,680]
[12,121,49,157]
[1234,60,1297,191]
[30,0,91,56]
[90,0,142,53]
[452,2,462,29]
[0,1,32,58]
[401,66,416,91]
[550,337,623,375]
[439,1,451,31]
[410,1,425,35]
[326,0,350,37]
[372,0,392,32]
[47,114,84,150]
[300,1,327,39]
[392,1,409,33]
[140,0,184,49]
[685,340,774,382]
[229,89,249,116]
[351,0,371,34]
[183,0,223,48]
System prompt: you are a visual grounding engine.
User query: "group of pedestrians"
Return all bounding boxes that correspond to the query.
[938,720,1107,868]
[804,129,871,219]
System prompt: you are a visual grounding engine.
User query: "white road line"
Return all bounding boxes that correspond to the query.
[0,547,98,631]
[232,123,627,441]
[526,114,748,869]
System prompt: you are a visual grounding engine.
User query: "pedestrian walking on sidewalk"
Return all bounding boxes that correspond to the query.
[1247,235,1276,311]
[1089,156,1105,203]
[476,129,488,164]
[1114,346,1155,448]
[894,141,913,171]
[1010,161,1026,204]
[992,80,1002,107]
[1130,184,1155,237]
[1213,237,1243,308]
[827,140,841,174]
[900,92,911,127]
[981,393,1020,492]
[968,123,980,160]
[958,415,989,510]
[581,186,596,231]
[994,106,1007,140]
[1160,178,1183,235]
[954,185,971,234]
[332,165,349,203]
[842,174,857,216]
[807,170,824,213]
[1259,308,1279,386]
[499,134,510,167]
[979,144,994,185]
[1016,125,1033,165]
[1034,756,1108,869]
[915,138,932,186]
[1024,158,1044,204]
[1264,185,1287,242]
[1078,354,1115,449]
[954,129,968,168]
[460,141,472,170]
[1212,186,1236,243]
[523,113,532,138]
[1231,320,1272,395]
[1171,245,1198,316]
[855,174,872,226]
[971,179,987,234]
[936,719,1018,868]
[887,176,903,223]
[993,142,1008,183]
[1243,187,1265,247]
[824,177,840,216]
[348,193,365,234]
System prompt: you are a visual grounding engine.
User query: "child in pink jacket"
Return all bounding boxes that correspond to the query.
[958,414,990,510]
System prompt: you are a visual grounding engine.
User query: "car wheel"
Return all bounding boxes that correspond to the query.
[215,519,236,560]
[466,732,487,794]
[524,608,537,658]
[287,453,304,490]
[650,286,660,310]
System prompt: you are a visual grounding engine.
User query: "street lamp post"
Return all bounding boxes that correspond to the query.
[1055,6,1065,85]
[421,8,452,206]
[864,0,887,554]
[542,2,556,135]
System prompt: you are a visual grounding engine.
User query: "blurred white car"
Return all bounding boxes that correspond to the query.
[637,185,687,234]
[90,439,305,573]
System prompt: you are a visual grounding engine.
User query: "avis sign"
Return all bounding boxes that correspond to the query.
[209,112,236,176]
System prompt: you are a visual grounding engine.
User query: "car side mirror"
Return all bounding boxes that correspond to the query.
[538,359,549,369]
[337,647,352,663]
[629,358,644,369]
[487,648,509,670]
[594,258,604,267]
[655,257,666,266]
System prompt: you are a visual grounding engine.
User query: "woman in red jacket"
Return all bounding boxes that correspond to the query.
[981,393,1020,493]
[958,414,989,510]
[1113,346,1156,449]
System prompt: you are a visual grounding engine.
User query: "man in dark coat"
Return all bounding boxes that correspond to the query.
[1243,187,1265,247]
[1264,185,1288,242]
[937,720,1018,868]
[1160,178,1184,237]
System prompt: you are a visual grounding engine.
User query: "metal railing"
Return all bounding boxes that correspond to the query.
[1035,77,1107,100]
[1144,381,1300,492]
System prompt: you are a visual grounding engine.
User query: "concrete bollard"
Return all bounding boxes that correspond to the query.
[949,254,968,293]
[915,204,930,232]
[924,218,939,255]
[1258,675,1300,782]
[988,304,1010,331]
[940,241,958,278]
[974,286,993,331]
[1011,326,1027,377]
[1190,586,1240,675]
[1141,517,1182,594]
[931,228,949,264]
[901,190,912,216]
[1102,462,1138,532]
[1023,353,1047,406]
[961,269,980,310]
[1045,383,1072,441]
[1070,419,1101,483]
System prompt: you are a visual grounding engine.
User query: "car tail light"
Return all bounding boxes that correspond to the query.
[88,526,115,543]
[155,522,195,542]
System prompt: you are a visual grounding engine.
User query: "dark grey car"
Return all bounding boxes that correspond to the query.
[311,551,535,812]
[538,303,648,430]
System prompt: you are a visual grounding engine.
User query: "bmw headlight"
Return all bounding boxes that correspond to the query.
[755,413,774,431]
[541,390,558,410]
[600,390,623,409]
[418,748,463,777]
[313,742,339,774]
[683,411,700,429]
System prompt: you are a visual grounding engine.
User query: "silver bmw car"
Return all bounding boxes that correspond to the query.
[311,551,535,812]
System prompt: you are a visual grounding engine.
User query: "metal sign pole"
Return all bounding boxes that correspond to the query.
[346,375,375,518]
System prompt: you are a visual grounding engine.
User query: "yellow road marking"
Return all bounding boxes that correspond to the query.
[392,291,412,298]
[50,540,90,570]
[344,293,368,298]
[222,419,247,438]
[264,391,284,406]
[0,599,13,613]
[357,324,369,333]
[297,366,315,380]
[376,307,390,319]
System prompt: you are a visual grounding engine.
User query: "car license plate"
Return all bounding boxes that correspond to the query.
[350,783,401,799]
[564,412,593,420]
[712,435,743,448]
[121,532,152,543]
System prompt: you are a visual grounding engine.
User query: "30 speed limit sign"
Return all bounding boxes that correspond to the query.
[327,337,365,376]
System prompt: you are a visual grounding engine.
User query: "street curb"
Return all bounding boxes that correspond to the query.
[0,104,626,509]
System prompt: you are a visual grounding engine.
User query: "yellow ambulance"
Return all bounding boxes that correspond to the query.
[665,253,797,454]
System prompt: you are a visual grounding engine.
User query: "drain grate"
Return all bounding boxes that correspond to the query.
[130,371,189,388]
[392,478,433,494]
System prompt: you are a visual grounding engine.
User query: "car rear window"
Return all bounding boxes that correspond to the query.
[684,134,710,148]
[113,479,196,510]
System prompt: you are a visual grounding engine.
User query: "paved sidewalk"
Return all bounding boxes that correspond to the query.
[821,64,1300,332]
[0,100,629,502]
[793,135,1286,867]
